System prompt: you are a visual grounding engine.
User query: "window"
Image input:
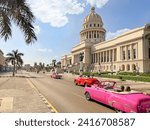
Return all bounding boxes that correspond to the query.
[122,65,125,71]
[123,51,125,60]
[149,48,150,59]
[133,49,136,59]
[89,33,91,38]
[101,57,103,62]
[104,56,106,62]
[94,33,96,38]
[107,51,109,62]
[96,53,98,63]
[90,24,92,27]
[114,49,117,61]
[97,24,99,27]
[104,52,106,62]
[128,50,130,59]
[127,64,130,71]
[94,24,96,27]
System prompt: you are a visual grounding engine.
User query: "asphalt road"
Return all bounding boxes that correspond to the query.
[28,72,115,113]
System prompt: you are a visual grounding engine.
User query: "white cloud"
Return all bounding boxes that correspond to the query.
[86,0,110,8]
[37,48,53,53]
[27,0,85,27]
[34,25,40,34]
[106,28,130,40]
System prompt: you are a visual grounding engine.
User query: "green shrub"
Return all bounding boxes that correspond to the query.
[100,74,150,82]
[139,73,150,77]
[118,72,137,76]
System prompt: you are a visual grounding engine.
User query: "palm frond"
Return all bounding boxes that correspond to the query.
[6,52,14,57]
[0,8,12,41]
[0,0,37,44]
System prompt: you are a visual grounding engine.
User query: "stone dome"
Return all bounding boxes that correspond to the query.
[84,7,103,26]
[80,7,106,44]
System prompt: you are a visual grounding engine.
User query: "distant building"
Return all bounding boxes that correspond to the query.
[61,7,150,73]
[24,64,31,71]
[0,49,5,72]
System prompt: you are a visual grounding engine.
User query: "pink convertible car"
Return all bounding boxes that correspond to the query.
[50,73,62,79]
[84,81,150,113]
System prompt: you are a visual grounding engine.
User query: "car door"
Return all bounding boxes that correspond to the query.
[92,86,107,104]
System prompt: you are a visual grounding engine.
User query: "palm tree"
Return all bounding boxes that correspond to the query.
[6,49,24,76]
[0,0,37,44]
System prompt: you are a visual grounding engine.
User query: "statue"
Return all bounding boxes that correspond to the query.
[79,52,84,62]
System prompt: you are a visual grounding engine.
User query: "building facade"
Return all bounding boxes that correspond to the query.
[61,7,150,73]
[0,49,5,72]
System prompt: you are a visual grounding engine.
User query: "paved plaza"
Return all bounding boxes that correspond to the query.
[0,72,51,113]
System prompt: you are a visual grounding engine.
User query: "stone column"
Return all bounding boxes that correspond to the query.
[130,44,133,60]
[126,45,128,60]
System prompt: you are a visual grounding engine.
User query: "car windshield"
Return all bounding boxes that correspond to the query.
[101,81,115,88]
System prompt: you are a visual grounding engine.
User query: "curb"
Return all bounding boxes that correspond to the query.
[26,78,58,113]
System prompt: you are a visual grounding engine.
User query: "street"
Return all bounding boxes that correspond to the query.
[28,72,115,113]
[0,71,115,113]
[1,71,150,113]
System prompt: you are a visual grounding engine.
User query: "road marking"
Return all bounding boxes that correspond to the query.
[72,92,85,100]
[26,78,58,113]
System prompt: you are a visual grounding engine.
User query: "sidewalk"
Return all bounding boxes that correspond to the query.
[0,72,51,113]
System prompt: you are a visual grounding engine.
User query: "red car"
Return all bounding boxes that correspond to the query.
[74,75,100,87]
[50,73,62,79]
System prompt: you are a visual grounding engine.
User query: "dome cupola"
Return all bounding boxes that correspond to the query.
[84,7,103,27]
[80,7,106,44]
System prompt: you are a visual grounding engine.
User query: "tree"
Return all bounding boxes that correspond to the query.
[56,61,61,67]
[6,49,24,76]
[52,59,56,67]
[0,0,37,44]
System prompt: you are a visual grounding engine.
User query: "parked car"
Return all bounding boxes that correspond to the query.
[84,81,150,113]
[50,73,62,79]
[74,75,100,87]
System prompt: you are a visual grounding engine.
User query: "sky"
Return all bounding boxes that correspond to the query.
[0,0,150,66]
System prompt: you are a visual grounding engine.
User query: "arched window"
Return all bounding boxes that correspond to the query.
[122,65,125,71]
[127,64,130,71]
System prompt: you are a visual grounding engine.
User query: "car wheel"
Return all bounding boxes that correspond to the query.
[85,92,91,101]
[74,80,78,85]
